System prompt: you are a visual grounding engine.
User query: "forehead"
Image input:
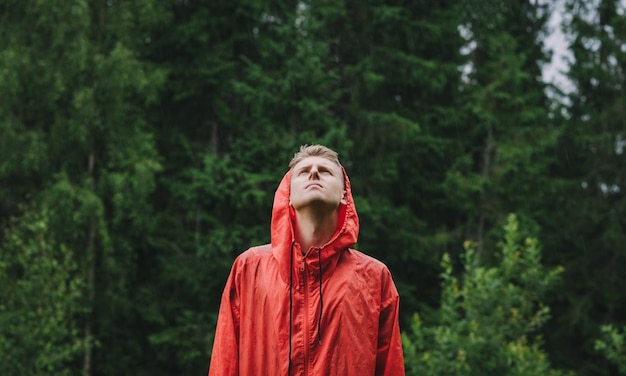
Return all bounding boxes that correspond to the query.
[291,156,342,172]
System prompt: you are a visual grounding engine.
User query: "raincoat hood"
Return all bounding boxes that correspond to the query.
[270,167,359,284]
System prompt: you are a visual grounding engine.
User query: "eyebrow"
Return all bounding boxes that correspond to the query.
[295,162,335,173]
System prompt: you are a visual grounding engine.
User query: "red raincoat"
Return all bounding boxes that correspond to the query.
[208,167,405,376]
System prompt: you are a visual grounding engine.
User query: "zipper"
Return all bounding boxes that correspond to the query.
[317,246,323,346]
[302,255,310,375]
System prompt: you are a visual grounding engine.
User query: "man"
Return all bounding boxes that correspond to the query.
[208,145,405,376]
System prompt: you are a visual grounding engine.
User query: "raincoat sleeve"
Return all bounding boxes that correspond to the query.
[375,269,405,376]
[208,261,241,376]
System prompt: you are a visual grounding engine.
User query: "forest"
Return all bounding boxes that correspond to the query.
[0,0,625,375]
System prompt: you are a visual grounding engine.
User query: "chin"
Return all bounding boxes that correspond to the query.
[305,199,341,211]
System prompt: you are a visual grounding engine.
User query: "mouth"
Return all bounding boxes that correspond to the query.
[306,183,323,189]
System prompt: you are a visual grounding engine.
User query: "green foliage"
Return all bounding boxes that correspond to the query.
[403,214,567,376]
[0,211,83,376]
[595,325,626,374]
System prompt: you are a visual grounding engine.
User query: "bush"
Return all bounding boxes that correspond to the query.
[403,214,571,376]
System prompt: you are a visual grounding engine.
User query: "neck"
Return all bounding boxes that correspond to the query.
[294,207,338,253]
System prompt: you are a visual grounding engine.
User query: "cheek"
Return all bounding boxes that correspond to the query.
[289,180,306,204]
[334,183,346,201]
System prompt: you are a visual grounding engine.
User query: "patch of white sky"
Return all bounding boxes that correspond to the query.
[458,24,475,84]
[542,0,626,94]
[540,0,576,95]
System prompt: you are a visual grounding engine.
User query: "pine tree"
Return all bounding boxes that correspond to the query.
[541,0,626,374]
[0,2,165,375]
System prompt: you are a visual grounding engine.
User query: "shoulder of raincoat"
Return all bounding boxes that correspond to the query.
[208,166,405,376]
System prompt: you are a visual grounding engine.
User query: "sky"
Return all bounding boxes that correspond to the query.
[541,0,575,94]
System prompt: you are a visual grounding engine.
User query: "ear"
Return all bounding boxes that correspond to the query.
[340,189,347,205]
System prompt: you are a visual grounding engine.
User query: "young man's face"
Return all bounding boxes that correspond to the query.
[289,156,346,211]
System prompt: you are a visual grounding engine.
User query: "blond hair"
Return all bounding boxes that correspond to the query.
[289,144,341,169]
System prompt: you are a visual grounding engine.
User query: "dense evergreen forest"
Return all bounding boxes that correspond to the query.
[1,0,625,375]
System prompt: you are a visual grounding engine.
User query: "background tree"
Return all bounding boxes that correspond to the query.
[446,0,556,255]
[540,0,626,374]
[0,1,164,375]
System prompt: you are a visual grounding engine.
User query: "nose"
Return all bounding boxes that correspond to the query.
[309,166,320,179]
